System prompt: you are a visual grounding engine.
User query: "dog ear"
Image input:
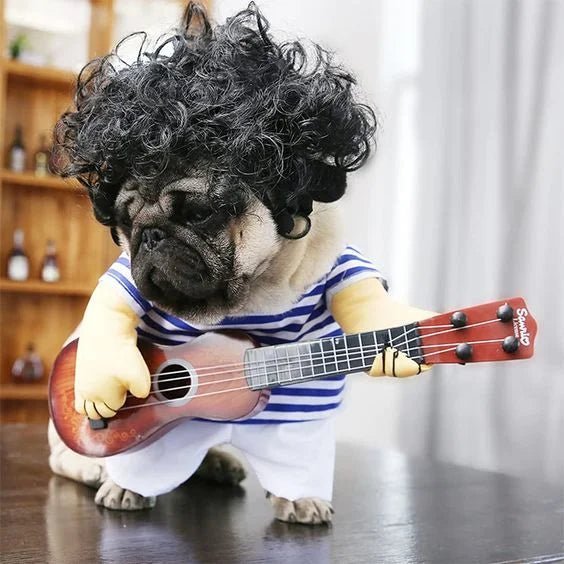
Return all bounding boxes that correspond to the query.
[307,162,347,203]
[181,2,212,38]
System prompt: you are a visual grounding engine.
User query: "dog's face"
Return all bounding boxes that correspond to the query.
[114,173,281,321]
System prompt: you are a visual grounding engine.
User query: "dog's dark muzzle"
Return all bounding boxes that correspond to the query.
[140,227,207,275]
[132,232,226,305]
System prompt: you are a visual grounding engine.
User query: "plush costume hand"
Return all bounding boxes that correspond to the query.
[74,280,149,419]
[330,278,435,377]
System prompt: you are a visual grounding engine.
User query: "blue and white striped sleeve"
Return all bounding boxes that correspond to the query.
[324,245,388,304]
[99,253,153,317]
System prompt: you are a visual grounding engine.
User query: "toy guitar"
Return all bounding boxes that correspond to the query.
[49,297,537,457]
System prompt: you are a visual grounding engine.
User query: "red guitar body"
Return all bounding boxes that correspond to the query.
[49,332,269,457]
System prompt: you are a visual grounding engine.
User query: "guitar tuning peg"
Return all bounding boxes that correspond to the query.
[502,336,519,353]
[450,311,467,328]
[497,303,514,322]
[455,342,473,362]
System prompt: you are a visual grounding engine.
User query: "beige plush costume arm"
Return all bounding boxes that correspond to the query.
[330,278,435,377]
[74,279,150,419]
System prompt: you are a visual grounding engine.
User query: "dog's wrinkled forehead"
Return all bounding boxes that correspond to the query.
[117,175,207,209]
[115,171,250,224]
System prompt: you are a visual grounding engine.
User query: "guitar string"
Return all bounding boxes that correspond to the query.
[117,338,506,411]
[144,322,450,377]
[137,317,501,385]
[117,336,507,403]
[126,335,507,397]
[126,336,508,399]
[135,319,498,392]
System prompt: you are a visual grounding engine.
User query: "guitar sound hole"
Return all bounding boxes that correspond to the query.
[157,364,192,400]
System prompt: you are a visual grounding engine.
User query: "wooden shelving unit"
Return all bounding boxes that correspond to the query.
[0,0,207,423]
[0,0,117,423]
[1,58,76,87]
[0,383,48,400]
[0,169,79,191]
[0,278,94,296]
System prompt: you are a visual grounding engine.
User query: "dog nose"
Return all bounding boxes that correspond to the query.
[142,228,166,251]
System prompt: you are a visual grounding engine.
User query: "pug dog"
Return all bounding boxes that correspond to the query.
[48,2,433,524]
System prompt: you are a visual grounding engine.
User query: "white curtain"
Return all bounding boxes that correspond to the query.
[396,0,564,484]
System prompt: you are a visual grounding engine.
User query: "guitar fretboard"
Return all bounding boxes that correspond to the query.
[244,323,423,390]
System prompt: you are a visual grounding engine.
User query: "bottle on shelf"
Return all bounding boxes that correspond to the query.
[7,229,30,281]
[9,125,26,172]
[41,240,60,283]
[34,135,51,177]
[11,343,44,383]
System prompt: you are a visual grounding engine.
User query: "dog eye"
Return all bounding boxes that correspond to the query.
[182,203,212,224]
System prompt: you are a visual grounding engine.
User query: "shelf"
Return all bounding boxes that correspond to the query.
[0,279,93,297]
[1,59,76,88]
[0,383,48,400]
[0,170,81,192]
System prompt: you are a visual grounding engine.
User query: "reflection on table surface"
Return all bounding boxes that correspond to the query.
[1,424,563,563]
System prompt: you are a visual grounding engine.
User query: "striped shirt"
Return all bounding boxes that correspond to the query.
[101,246,384,424]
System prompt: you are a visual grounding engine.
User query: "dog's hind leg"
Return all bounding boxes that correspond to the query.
[48,419,107,488]
[48,420,156,510]
[194,446,246,486]
[233,418,336,525]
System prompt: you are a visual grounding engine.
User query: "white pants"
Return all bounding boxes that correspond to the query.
[105,418,336,501]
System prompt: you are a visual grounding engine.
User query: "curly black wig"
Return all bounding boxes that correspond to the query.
[53,2,377,237]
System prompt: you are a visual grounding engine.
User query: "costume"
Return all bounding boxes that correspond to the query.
[102,245,383,497]
[52,5,435,517]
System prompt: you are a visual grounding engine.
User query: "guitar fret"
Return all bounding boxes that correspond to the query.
[322,338,336,374]
[359,334,365,368]
[297,343,305,382]
[260,354,269,388]
[294,345,303,380]
[331,338,338,371]
[345,333,364,371]
[403,324,411,357]
[343,336,351,372]
[322,341,327,374]
[273,345,290,384]
[309,343,315,379]
[360,331,376,370]
[284,345,292,384]
[288,345,298,382]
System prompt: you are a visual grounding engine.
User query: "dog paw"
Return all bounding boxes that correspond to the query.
[94,479,156,511]
[195,447,246,486]
[268,493,334,525]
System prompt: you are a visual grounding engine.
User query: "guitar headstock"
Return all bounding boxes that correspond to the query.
[417,297,537,365]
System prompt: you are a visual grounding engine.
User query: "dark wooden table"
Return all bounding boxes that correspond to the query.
[1,424,563,564]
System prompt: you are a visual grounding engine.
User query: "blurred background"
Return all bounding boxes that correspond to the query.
[0,0,562,486]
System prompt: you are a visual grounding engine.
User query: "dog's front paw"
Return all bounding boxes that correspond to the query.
[195,447,246,486]
[268,493,334,525]
[94,478,156,511]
